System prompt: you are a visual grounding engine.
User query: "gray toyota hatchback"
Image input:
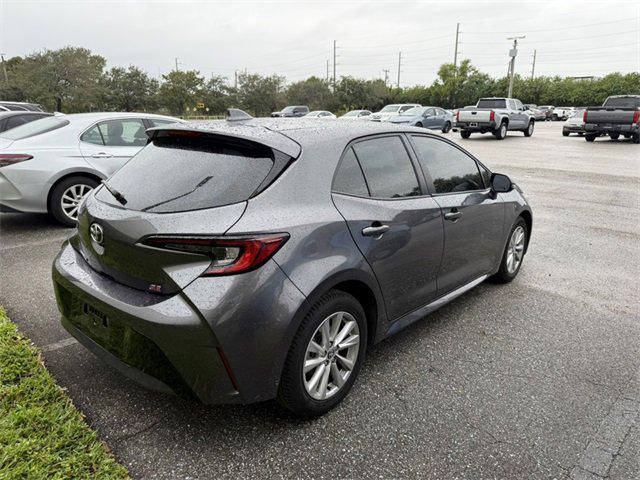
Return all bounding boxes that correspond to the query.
[52,115,532,417]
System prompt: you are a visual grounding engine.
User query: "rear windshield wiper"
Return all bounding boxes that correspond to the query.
[141,176,213,212]
[101,180,127,206]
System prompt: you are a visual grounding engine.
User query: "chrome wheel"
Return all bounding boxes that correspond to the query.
[527,122,534,135]
[506,225,525,274]
[501,124,507,137]
[60,183,93,221]
[303,311,360,400]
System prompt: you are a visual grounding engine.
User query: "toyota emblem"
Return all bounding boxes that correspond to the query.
[90,223,104,245]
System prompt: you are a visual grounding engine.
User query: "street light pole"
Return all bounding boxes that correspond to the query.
[507,36,525,97]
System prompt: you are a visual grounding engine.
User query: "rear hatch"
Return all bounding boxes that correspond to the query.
[74,127,297,295]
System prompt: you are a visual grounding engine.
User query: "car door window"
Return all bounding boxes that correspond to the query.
[352,136,420,199]
[399,106,413,113]
[424,108,435,117]
[478,163,492,188]
[98,119,147,147]
[515,100,524,110]
[410,136,483,194]
[332,147,369,197]
[80,124,105,145]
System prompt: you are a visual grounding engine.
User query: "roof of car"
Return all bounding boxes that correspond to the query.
[150,117,434,158]
[0,111,52,118]
[61,112,180,121]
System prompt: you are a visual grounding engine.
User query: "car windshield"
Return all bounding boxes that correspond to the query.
[380,105,401,113]
[343,111,359,117]
[603,97,640,108]
[401,107,426,116]
[0,116,70,140]
[477,99,507,109]
[95,132,275,213]
[304,111,320,116]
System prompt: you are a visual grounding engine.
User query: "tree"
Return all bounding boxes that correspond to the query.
[102,66,158,112]
[236,72,285,116]
[286,77,333,110]
[157,70,205,115]
[203,75,232,114]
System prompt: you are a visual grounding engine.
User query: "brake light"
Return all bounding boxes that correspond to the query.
[456,110,460,121]
[142,234,289,276]
[583,110,588,123]
[633,110,640,124]
[0,154,33,168]
[489,111,495,122]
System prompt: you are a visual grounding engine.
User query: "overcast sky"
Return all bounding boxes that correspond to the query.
[1,0,638,87]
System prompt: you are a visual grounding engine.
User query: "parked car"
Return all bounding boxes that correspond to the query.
[270,106,309,117]
[339,110,372,120]
[537,105,555,121]
[303,111,337,119]
[562,109,586,136]
[51,116,532,417]
[369,104,421,122]
[389,106,453,133]
[0,111,53,133]
[455,97,535,140]
[583,95,640,143]
[552,107,572,121]
[0,101,44,112]
[0,112,182,226]
[525,107,547,122]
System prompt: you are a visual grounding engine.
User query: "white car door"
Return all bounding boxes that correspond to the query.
[79,118,147,177]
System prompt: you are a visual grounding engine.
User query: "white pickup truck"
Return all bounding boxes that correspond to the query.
[455,97,535,140]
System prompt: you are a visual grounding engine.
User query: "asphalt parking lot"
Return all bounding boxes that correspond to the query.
[1,121,638,479]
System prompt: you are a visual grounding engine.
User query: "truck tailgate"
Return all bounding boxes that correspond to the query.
[458,110,492,122]
[585,109,636,125]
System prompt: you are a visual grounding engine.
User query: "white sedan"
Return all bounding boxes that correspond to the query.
[303,110,337,119]
[0,112,181,226]
[339,110,372,120]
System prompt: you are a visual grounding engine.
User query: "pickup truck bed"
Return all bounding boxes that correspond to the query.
[583,96,640,143]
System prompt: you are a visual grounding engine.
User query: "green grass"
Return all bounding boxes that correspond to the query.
[0,307,129,479]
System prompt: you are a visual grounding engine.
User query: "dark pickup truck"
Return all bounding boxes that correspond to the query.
[583,95,640,143]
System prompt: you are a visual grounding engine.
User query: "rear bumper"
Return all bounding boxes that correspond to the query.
[0,170,49,213]
[455,121,497,132]
[52,242,307,404]
[563,125,585,133]
[584,123,638,134]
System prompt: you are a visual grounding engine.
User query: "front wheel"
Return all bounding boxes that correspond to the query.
[585,134,597,142]
[414,122,423,128]
[442,121,451,133]
[49,176,99,227]
[460,130,471,139]
[494,122,507,140]
[562,130,570,137]
[632,132,640,144]
[278,290,367,417]
[490,217,528,284]
[524,121,535,137]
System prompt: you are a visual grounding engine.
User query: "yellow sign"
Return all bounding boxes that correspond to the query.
[196,102,205,109]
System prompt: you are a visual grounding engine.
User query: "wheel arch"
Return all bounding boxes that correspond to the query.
[518,209,533,253]
[46,170,104,212]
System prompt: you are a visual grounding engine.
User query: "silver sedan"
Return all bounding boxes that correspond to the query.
[0,112,181,226]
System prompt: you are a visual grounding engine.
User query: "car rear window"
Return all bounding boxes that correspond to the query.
[0,116,70,140]
[603,97,640,108]
[96,133,275,213]
[477,99,507,109]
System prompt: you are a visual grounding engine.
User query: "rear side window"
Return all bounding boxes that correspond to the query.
[96,134,275,213]
[352,136,420,199]
[332,148,369,197]
[411,136,483,194]
[477,99,506,109]
[81,119,147,147]
[603,97,640,108]
[0,116,70,140]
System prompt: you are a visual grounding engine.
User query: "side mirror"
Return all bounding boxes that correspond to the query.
[491,173,512,193]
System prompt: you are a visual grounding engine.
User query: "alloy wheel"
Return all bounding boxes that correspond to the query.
[303,311,360,400]
[506,225,525,274]
[60,183,93,221]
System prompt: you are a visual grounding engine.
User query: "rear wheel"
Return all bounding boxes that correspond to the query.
[562,129,570,137]
[632,132,640,144]
[490,217,528,284]
[460,130,471,139]
[585,134,597,142]
[278,290,367,417]
[49,176,99,227]
[442,121,452,133]
[494,122,507,140]
[609,132,620,140]
[523,121,534,137]
[415,122,423,128]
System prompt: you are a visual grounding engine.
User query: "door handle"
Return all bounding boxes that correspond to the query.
[92,152,113,158]
[362,224,390,237]
[444,209,462,222]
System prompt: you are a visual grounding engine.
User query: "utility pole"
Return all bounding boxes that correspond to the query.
[0,54,8,83]
[531,49,537,79]
[383,68,390,85]
[397,51,402,88]
[507,36,525,97]
[453,23,460,68]
[332,40,337,89]
[326,60,329,83]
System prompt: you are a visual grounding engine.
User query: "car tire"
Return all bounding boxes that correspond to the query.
[494,122,507,140]
[585,134,597,142]
[562,130,570,137]
[442,121,451,133]
[490,217,528,284]
[460,130,471,139]
[608,132,620,140]
[523,121,535,137]
[632,133,640,144]
[277,290,367,418]
[49,176,99,227]
[415,122,423,128]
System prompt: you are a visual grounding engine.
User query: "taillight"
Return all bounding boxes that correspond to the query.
[0,154,33,168]
[141,234,289,276]
[633,110,640,124]
[489,111,495,122]
[583,110,588,123]
[456,111,460,121]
